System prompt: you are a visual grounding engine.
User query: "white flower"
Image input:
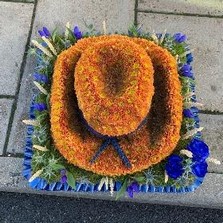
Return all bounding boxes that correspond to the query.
[65,22,71,39]
[183,92,195,101]
[182,127,204,140]
[159,29,167,45]
[33,81,48,95]
[180,149,193,158]
[41,36,57,56]
[29,169,43,182]
[184,102,203,109]
[98,177,106,191]
[104,177,109,191]
[164,170,169,183]
[22,119,40,126]
[109,178,114,196]
[33,145,48,152]
[31,40,53,58]
[102,20,107,35]
[151,33,159,44]
[179,49,194,58]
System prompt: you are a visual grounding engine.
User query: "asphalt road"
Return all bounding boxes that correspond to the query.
[0,192,223,223]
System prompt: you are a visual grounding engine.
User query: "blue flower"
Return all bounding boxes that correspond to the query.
[180,64,193,78]
[165,155,184,179]
[73,26,82,40]
[33,73,49,84]
[187,139,209,162]
[173,33,187,43]
[38,27,51,38]
[191,161,208,178]
[60,169,67,184]
[183,107,199,118]
[186,53,193,64]
[34,103,47,112]
[127,182,139,198]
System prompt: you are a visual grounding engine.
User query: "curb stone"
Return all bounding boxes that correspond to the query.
[0,157,223,209]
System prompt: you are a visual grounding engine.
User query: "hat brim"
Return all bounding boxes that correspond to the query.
[50,35,183,176]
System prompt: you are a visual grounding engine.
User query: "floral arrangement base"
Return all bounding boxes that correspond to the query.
[22,24,214,199]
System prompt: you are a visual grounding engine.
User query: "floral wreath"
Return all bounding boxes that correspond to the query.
[22,23,220,199]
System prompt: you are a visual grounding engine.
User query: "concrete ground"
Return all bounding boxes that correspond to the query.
[1,191,223,223]
[0,0,223,208]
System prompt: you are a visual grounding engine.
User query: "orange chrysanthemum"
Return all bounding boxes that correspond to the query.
[75,38,154,136]
[50,35,183,176]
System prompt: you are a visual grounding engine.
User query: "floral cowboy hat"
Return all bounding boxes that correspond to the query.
[50,34,183,176]
[23,24,219,197]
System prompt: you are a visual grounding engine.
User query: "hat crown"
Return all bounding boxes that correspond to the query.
[74,39,154,136]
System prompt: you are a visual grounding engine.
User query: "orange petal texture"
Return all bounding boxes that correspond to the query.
[50,35,183,176]
[75,38,154,136]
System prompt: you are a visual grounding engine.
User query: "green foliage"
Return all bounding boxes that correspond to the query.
[128,24,142,37]
[181,118,196,135]
[116,178,128,200]
[132,175,146,184]
[67,171,76,189]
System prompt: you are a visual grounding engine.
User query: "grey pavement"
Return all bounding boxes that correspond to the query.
[2,192,223,223]
[0,0,223,209]
[138,12,223,112]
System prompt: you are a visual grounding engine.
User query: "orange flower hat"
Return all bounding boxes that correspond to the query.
[50,35,183,176]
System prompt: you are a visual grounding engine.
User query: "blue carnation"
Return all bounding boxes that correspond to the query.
[180,64,193,78]
[165,155,184,179]
[73,26,82,40]
[187,139,209,162]
[168,154,183,163]
[173,33,187,43]
[191,161,208,178]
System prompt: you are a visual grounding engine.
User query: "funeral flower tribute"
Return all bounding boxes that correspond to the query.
[22,23,219,199]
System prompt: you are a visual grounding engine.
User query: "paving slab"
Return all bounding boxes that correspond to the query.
[0,157,24,188]
[0,99,13,155]
[32,0,134,35]
[0,157,223,208]
[200,114,223,173]
[138,0,223,16]
[7,0,135,153]
[138,13,223,112]
[0,2,34,95]
[3,0,34,3]
[7,56,35,154]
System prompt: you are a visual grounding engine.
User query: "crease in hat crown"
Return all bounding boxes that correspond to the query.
[74,38,154,137]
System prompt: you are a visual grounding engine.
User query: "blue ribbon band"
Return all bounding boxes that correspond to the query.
[90,137,132,168]
[78,109,132,168]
